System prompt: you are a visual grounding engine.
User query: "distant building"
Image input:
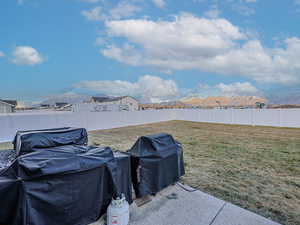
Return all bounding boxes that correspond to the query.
[0,99,17,113]
[90,96,139,111]
[39,104,51,109]
[54,102,69,108]
[54,103,73,111]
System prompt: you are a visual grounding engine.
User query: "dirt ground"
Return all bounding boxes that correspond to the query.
[1,121,299,225]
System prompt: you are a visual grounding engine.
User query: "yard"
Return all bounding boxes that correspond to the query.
[1,121,299,225]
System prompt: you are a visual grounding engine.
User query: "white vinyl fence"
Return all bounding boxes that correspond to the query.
[0,110,177,143]
[175,109,300,127]
[0,109,299,143]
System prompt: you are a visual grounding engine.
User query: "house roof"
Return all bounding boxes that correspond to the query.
[91,96,138,103]
[0,100,17,107]
[55,102,69,107]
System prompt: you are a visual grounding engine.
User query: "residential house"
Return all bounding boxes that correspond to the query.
[0,100,17,113]
[90,96,139,111]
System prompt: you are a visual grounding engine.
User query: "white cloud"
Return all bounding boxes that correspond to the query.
[82,2,140,21]
[152,0,166,9]
[184,82,260,98]
[101,13,300,85]
[216,82,258,96]
[95,37,106,46]
[81,6,104,21]
[204,5,221,18]
[104,13,245,58]
[12,46,44,66]
[232,4,256,16]
[0,51,5,58]
[102,43,142,66]
[73,75,179,103]
[109,2,141,20]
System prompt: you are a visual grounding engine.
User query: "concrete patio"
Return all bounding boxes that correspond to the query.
[92,184,281,225]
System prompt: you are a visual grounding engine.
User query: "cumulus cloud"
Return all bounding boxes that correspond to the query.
[102,43,142,65]
[73,75,179,102]
[216,82,258,96]
[101,13,300,84]
[104,13,245,59]
[109,2,141,19]
[82,2,140,21]
[152,0,166,9]
[224,0,257,16]
[12,46,44,66]
[204,5,221,18]
[95,37,106,46]
[81,6,104,21]
[0,51,5,58]
[185,82,260,98]
[232,4,256,16]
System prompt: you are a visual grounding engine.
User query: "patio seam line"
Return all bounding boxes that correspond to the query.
[208,202,227,225]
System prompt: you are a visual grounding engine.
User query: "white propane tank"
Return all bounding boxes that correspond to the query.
[107,194,129,225]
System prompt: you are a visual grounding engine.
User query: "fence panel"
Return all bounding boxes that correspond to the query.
[279,109,300,128]
[1,109,300,143]
[253,109,280,127]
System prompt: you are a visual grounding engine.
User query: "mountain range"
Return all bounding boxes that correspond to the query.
[182,96,267,108]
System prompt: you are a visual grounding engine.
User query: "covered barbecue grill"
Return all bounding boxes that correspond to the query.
[128,133,185,198]
[0,145,118,225]
[13,127,88,155]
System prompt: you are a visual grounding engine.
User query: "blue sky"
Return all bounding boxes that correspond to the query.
[1,0,300,104]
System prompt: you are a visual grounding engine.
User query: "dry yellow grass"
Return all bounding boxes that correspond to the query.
[1,121,299,224]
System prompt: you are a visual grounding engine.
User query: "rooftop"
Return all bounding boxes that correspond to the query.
[0,99,17,107]
[91,96,136,103]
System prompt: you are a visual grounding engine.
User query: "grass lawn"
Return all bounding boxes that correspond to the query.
[88,121,300,225]
[1,120,299,225]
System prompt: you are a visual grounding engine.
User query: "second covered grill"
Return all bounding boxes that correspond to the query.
[128,133,185,198]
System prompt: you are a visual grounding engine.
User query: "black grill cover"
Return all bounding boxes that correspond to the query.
[13,127,88,155]
[128,133,185,198]
[113,151,133,204]
[0,149,16,172]
[0,145,118,225]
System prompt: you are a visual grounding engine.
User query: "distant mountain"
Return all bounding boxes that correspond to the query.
[182,96,268,107]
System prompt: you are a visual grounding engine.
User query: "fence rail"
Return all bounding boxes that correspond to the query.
[0,109,299,143]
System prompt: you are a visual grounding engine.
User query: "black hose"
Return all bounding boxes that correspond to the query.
[176,182,197,192]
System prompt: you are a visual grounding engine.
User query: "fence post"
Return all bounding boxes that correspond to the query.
[251,109,255,126]
[278,109,282,127]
